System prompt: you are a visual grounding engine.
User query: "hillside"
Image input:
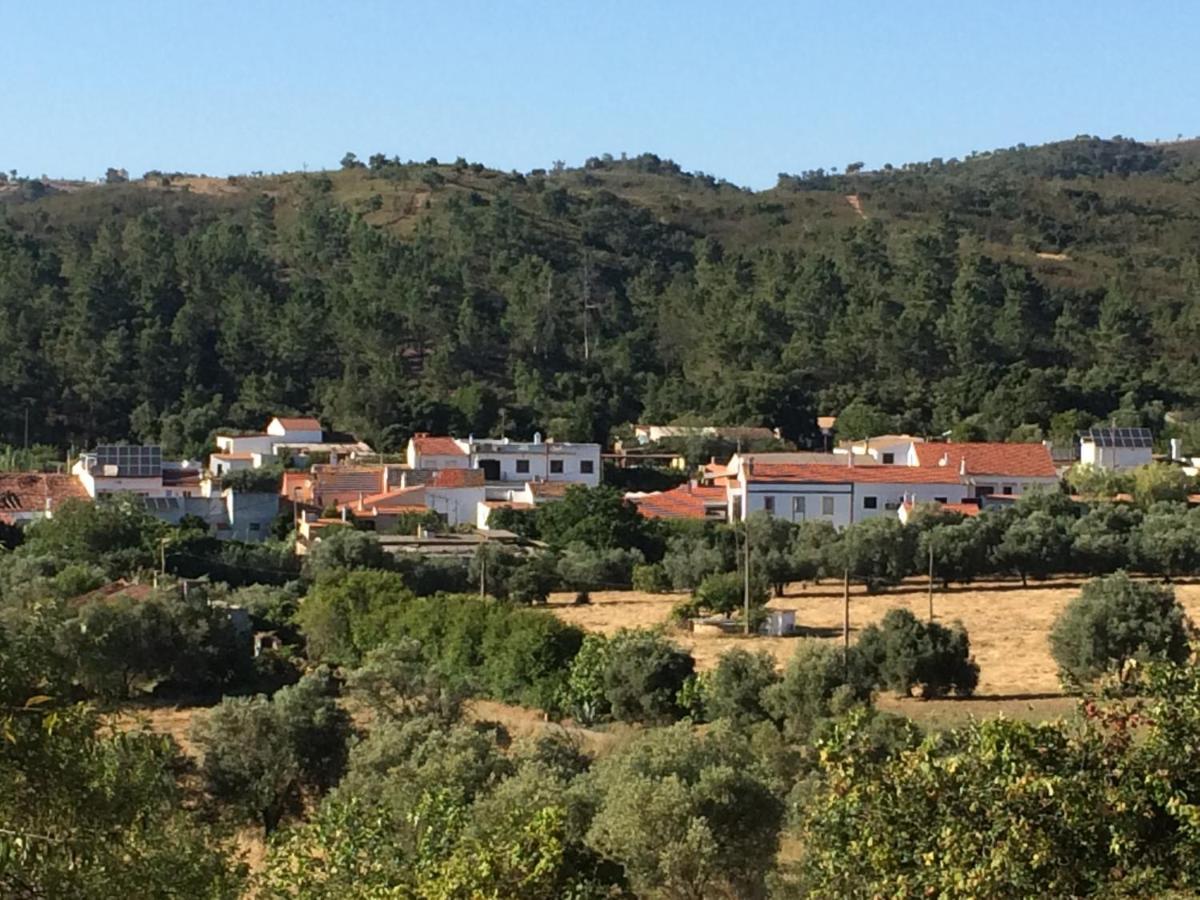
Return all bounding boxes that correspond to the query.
[4,135,1200,455]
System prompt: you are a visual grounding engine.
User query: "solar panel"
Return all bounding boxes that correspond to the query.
[1082,427,1152,449]
[94,445,163,477]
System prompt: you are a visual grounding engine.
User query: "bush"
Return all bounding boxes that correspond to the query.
[1049,572,1192,689]
[661,531,730,591]
[856,608,979,698]
[303,528,392,578]
[631,562,670,593]
[556,542,643,591]
[601,629,695,723]
[694,569,768,616]
[762,641,874,741]
[704,648,779,726]
[221,465,283,494]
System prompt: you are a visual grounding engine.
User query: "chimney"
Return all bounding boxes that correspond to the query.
[400,471,408,489]
[688,478,697,493]
[959,458,967,476]
[1171,438,1183,462]
[940,452,949,467]
[847,451,854,467]
[357,491,364,510]
[340,507,348,522]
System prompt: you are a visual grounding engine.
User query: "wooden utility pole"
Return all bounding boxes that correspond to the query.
[842,569,851,664]
[743,517,752,635]
[927,541,935,622]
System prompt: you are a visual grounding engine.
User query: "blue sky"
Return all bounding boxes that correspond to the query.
[6,0,1198,189]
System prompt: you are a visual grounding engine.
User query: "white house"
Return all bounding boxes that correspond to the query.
[835,434,924,465]
[407,434,471,471]
[467,435,601,486]
[215,416,372,467]
[729,459,968,528]
[1079,427,1153,471]
[405,433,602,488]
[266,416,323,444]
[910,442,1059,497]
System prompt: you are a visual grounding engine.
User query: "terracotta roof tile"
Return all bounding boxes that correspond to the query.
[411,434,466,456]
[912,442,1057,478]
[634,483,727,519]
[0,473,89,520]
[273,417,322,430]
[745,463,963,485]
[431,468,485,488]
[527,481,571,497]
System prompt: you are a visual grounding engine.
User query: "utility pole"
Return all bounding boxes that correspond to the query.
[842,568,851,669]
[479,533,488,599]
[743,516,752,635]
[927,540,935,622]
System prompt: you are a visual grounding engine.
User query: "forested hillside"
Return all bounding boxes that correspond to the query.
[5,135,1200,455]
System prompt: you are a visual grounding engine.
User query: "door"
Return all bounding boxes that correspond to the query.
[479,460,500,481]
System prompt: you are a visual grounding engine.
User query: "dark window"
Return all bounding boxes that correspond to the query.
[976,486,994,498]
[580,459,595,474]
[249,523,261,532]
[882,452,895,464]
[1002,486,1013,495]
[550,460,564,474]
[863,496,878,509]
[479,459,501,481]
[516,459,530,474]
[934,496,947,504]
[763,496,775,515]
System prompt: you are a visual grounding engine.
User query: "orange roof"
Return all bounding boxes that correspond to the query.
[944,503,981,517]
[912,442,1057,478]
[273,417,322,430]
[0,473,90,522]
[431,468,485,488]
[281,471,313,499]
[745,463,963,485]
[527,481,571,497]
[412,434,466,456]
[634,483,727,519]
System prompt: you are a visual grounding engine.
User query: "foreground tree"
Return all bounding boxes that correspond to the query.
[1049,571,1192,689]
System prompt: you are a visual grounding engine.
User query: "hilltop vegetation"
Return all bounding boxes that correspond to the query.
[5,135,1200,453]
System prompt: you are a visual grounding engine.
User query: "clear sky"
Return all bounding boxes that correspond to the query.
[6,0,1198,189]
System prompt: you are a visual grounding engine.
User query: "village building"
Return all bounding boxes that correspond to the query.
[0,473,90,525]
[1078,426,1154,471]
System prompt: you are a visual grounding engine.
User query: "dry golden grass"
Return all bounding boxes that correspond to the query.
[548,577,1200,727]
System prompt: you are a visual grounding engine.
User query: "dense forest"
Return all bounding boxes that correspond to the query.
[4,135,1200,455]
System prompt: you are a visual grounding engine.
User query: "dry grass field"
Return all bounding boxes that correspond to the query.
[547,576,1200,727]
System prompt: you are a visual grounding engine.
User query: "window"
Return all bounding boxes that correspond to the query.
[882,452,895,464]
[1002,486,1013,496]
[516,459,530,474]
[821,496,835,516]
[580,459,595,474]
[863,496,878,510]
[791,496,806,519]
[550,460,564,474]
[249,523,261,532]
[763,496,775,515]
[934,496,947,504]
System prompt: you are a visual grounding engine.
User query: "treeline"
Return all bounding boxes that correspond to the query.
[6,137,1200,455]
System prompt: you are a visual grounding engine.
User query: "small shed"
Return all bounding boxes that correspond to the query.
[760,609,796,637]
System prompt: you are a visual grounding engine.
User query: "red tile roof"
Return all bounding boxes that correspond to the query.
[411,434,466,457]
[273,417,322,430]
[912,442,1057,478]
[634,484,727,519]
[745,463,964,485]
[527,481,571,497]
[0,473,90,522]
[431,468,485,488]
[903,499,982,518]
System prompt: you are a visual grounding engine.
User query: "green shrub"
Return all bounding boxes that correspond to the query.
[761,641,874,741]
[856,608,979,698]
[1049,571,1192,689]
[693,570,767,616]
[631,562,671,593]
[704,648,779,726]
[555,542,643,591]
[601,629,696,724]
